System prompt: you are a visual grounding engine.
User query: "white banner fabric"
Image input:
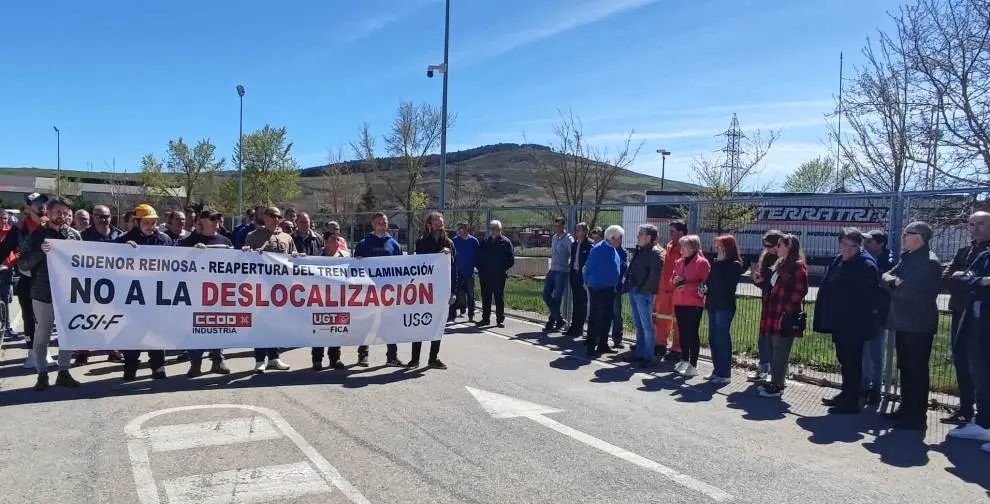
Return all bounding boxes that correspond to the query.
[46,240,451,350]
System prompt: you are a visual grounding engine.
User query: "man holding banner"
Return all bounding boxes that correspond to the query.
[181,208,233,377]
[18,196,82,390]
[118,204,173,381]
[351,211,404,367]
[244,206,297,374]
[410,212,455,370]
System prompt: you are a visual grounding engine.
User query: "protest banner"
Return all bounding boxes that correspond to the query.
[46,241,451,350]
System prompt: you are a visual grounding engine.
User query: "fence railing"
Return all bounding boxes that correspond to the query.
[320,188,988,410]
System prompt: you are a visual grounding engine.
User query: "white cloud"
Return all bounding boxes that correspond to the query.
[518,99,835,126]
[457,0,659,65]
[342,0,442,43]
[588,117,829,142]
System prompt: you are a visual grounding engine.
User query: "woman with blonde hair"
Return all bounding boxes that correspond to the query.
[758,234,809,398]
[672,234,710,377]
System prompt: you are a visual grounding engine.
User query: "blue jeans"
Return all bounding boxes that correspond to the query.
[629,291,655,360]
[708,308,736,378]
[542,271,568,322]
[757,333,772,372]
[862,330,884,390]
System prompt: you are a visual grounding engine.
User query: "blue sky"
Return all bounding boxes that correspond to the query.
[1,0,902,189]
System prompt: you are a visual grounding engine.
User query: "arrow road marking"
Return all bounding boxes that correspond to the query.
[466,387,734,502]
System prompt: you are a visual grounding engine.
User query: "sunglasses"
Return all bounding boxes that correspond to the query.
[94,214,111,220]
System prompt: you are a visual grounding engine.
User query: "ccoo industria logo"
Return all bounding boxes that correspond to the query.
[192,312,252,334]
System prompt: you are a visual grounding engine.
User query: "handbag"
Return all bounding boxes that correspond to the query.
[780,311,807,338]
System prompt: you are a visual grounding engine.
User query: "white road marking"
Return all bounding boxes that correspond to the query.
[144,416,281,452]
[163,462,333,504]
[466,387,734,502]
[125,404,371,504]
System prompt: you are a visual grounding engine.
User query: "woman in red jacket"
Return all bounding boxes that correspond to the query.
[672,234,711,377]
[758,234,809,399]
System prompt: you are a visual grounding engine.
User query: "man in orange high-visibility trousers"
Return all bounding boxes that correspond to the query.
[653,220,688,360]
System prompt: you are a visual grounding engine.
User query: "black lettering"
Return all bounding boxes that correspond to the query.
[125,281,145,305]
[94,279,114,304]
[174,282,191,306]
[68,314,84,329]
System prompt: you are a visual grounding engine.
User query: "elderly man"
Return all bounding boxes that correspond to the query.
[75,205,125,364]
[293,212,323,256]
[72,209,90,232]
[942,211,990,425]
[881,222,942,431]
[477,220,514,328]
[244,206,296,373]
[583,225,623,357]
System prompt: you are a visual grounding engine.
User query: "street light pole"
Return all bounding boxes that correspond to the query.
[236,85,245,226]
[657,149,670,191]
[53,125,61,197]
[438,0,450,210]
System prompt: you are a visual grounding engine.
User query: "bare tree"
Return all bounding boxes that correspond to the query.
[535,109,644,228]
[833,28,932,193]
[322,147,362,223]
[691,127,778,233]
[103,158,130,222]
[897,0,990,186]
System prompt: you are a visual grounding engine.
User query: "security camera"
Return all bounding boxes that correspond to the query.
[426,64,446,79]
[427,69,434,78]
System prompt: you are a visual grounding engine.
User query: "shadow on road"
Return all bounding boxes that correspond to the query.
[724,385,791,421]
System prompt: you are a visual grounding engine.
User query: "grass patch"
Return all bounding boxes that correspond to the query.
[479,277,959,396]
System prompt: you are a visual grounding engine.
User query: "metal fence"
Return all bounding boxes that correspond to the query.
[319,188,987,410]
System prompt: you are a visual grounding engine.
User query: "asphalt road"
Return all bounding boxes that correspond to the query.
[0,302,986,504]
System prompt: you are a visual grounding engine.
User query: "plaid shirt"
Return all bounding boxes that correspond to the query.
[759,262,809,337]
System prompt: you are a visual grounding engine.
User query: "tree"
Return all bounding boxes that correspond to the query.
[834,29,931,193]
[691,122,777,234]
[355,102,446,248]
[535,109,643,228]
[322,147,363,223]
[165,138,225,208]
[897,0,990,187]
[54,175,81,199]
[234,125,301,207]
[103,158,132,222]
[783,157,850,193]
[138,153,175,207]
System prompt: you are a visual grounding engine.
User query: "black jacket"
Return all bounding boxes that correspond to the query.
[624,245,663,294]
[81,225,124,243]
[944,241,990,313]
[569,239,592,276]
[885,246,942,333]
[416,232,456,294]
[706,259,743,310]
[118,228,174,247]
[813,251,881,339]
[293,230,324,256]
[478,235,514,279]
[18,225,82,303]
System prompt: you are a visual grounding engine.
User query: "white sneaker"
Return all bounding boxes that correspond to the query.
[710,376,731,385]
[267,359,290,371]
[45,353,56,367]
[982,442,990,454]
[254,360,267,373]
[947,422,990,442]
[674,361,687,373]
[703,373,716,381]
[23,350,35,370]
[680,364,697,377]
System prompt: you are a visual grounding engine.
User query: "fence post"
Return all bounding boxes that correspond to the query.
[883,193,904,397]
[485,208,493,236]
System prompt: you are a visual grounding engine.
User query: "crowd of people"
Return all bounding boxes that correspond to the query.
[2,191,989,455]
[542,214,990,455]
[0,194,517,388]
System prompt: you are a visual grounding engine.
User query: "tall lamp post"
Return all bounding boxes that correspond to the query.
[53,125,61,197]
[657,149,670,191]
[236,85,245,226]
[426,0,450,209]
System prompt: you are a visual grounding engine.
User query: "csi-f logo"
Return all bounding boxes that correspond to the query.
[403,312,433,327]
[68,314,124,331]
[193,313,252,328]
[312,312,350,326]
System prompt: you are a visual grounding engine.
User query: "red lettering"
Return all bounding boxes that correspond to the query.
[202,283,218,306]
[253,283,269,307]
[403,284,417,304]
[381,284,395,306]
[307,285,323,306]
[362,284,378,306]
[290,284,306,307]
[220,283,235,307]
[271,284,287,307]
[348,285,362,307]
[238,283,253,307]
[418,283,434,305]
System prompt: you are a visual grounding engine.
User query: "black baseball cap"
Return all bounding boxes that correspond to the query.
[198,208,223,221]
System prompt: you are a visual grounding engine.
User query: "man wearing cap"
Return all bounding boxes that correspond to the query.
[244,206,296,373]
[0,193,52,369]
[117,204,173,381]
[18,196,82,390]
[881,221,942,430]
[75,204,125,365]
[179,209,233,377]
